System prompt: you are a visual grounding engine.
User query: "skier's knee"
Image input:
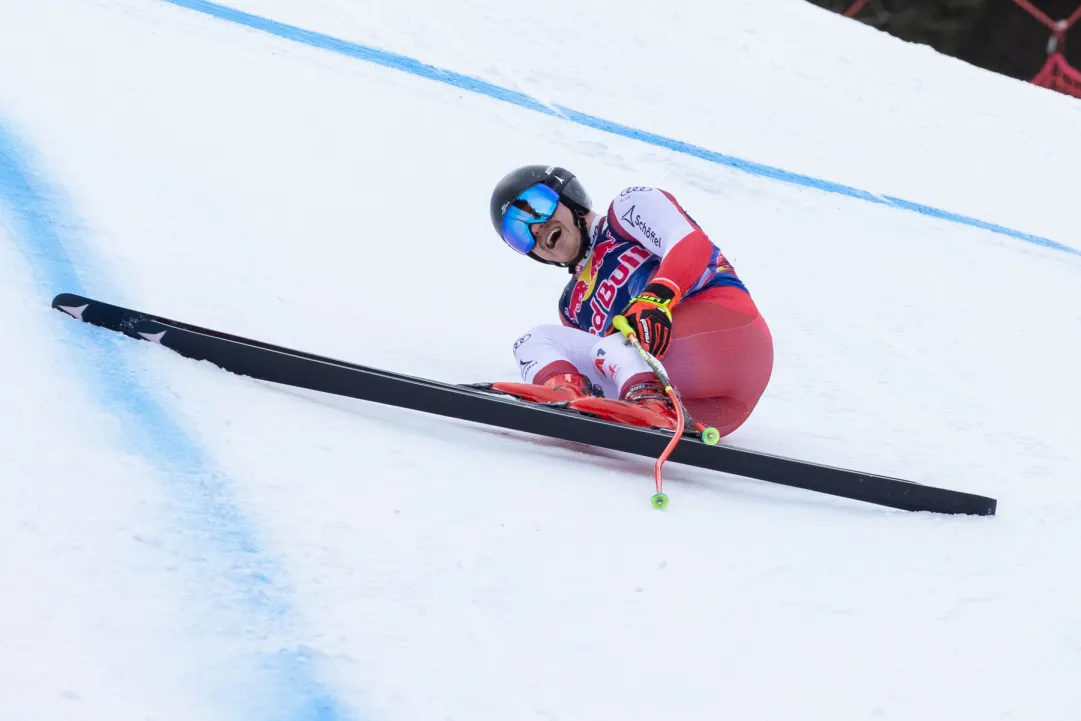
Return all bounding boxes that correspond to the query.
[511,325,551,361]
[510,324,580,360]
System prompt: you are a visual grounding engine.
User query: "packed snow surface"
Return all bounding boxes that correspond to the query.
[2,1,1079,719]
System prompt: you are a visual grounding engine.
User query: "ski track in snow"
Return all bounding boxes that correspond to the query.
[0,126,354,721]
[2,0,1080,719]
[159,0,1078,259]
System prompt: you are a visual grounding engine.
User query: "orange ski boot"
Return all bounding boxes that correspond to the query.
[487,372,594,404]
[566,379,679,430]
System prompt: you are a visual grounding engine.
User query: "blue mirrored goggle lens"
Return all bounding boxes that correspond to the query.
[500,184,559,255]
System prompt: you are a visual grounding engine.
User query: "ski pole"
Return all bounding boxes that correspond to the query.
[611,317,720,510]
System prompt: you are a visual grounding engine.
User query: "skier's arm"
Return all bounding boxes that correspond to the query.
[607,188,715,303]
[649,229,713,305]
[605,188,718,357]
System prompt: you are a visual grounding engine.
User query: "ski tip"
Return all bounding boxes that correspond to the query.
[51,292,80,309]
[54,300,90,321]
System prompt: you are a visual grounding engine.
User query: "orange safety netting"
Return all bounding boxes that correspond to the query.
[842,0,1081,99]
[843,0,870,17]
[1014,0,1081,98]
[1032,48,1081,96]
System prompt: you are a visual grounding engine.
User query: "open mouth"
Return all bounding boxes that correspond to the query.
[545,226,562,250]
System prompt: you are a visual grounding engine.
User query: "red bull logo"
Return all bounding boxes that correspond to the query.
[565,234,652,334]
[588,245,651,333]
[567,238,619,320]
[717,251,734,275]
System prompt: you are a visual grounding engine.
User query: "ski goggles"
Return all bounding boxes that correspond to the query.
[500,183,560,255]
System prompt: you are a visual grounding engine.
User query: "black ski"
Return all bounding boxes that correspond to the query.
[51,292,997,516]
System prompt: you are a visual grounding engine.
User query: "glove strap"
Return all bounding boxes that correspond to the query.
[647,276,682,305]
[629,277,682,321]
[628,293,673,321]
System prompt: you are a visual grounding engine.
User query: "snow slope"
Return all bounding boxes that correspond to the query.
[2,1,1079,720]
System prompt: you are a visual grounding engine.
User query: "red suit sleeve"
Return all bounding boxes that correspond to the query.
[650,230,714,304]
[607,187,716,304]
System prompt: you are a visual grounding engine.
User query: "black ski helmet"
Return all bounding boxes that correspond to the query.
[489,165,593,270]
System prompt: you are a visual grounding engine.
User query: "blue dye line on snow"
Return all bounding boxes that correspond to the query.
[0,126,353,721]
[160,0,1080,258]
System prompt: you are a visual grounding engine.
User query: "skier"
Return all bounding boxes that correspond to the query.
[487,165,774,439]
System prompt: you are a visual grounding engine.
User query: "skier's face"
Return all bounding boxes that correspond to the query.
[529,202,581,264]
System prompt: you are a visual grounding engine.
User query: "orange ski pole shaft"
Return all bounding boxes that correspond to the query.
[611,317,719,509]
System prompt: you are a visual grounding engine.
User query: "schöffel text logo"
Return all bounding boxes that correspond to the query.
[620,205,662,249]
